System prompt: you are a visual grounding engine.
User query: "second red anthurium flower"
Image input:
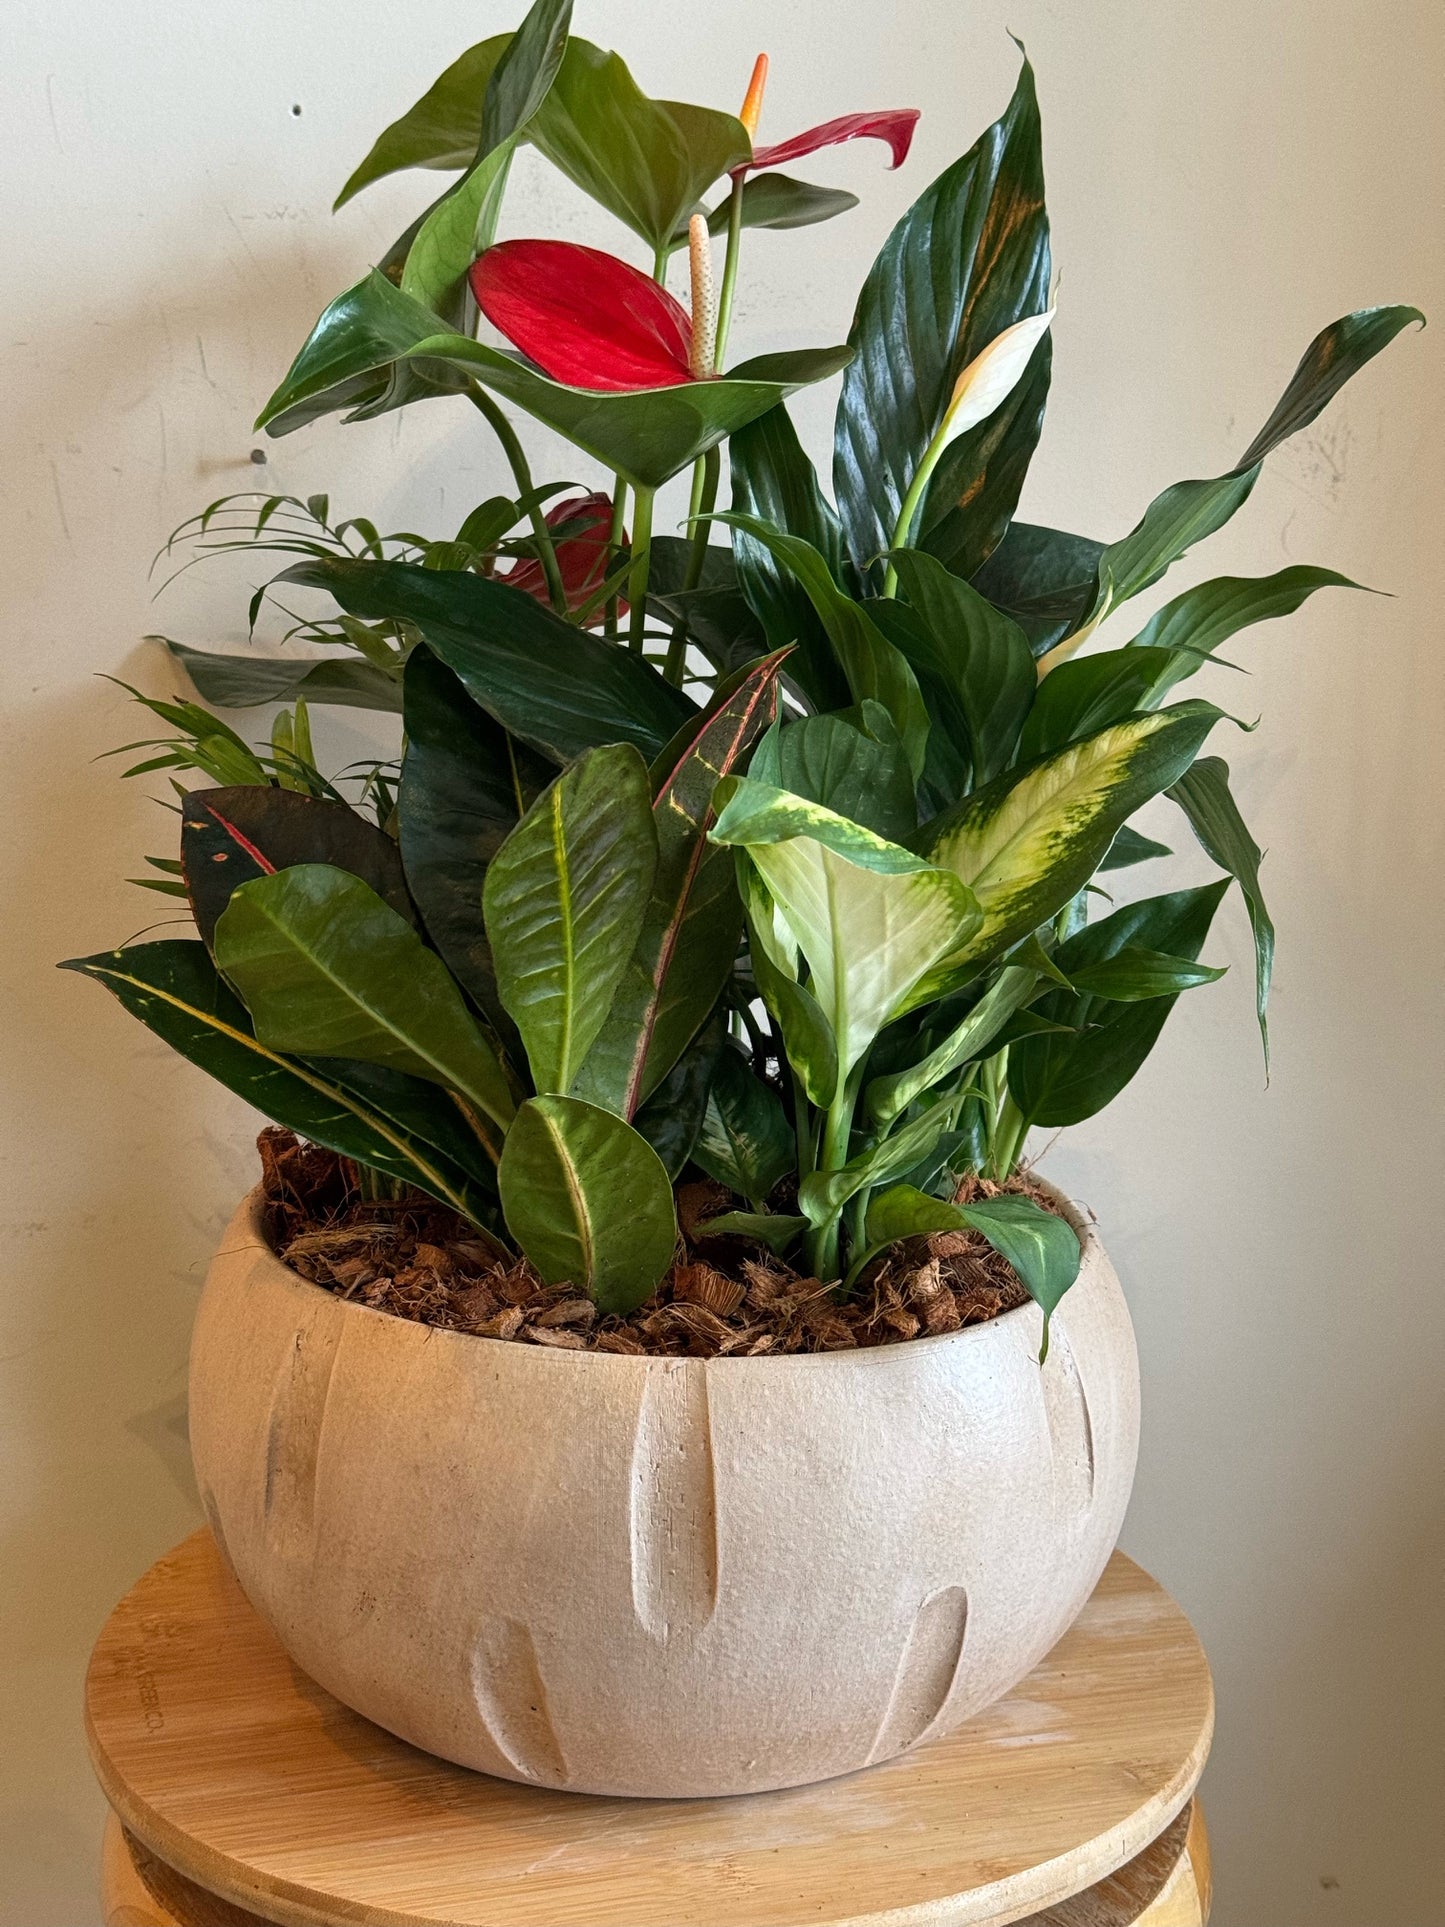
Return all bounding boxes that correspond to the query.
[471,242,700,392]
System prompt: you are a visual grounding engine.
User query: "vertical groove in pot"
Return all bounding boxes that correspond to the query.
[260,1310,342,1561]
[628,1359,719,1642]
[1042,1326,1097,1522]
[471,1616,569,1785]
[868,1583,971,1762]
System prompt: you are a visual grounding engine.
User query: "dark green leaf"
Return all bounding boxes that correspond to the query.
[1126,565,1364,657]
[334,37,509,207]
[1168,756,1274,1065]
[1066,944,1227,1000]
[969,522,1104,654]
[498,1095,677,1313]
[867,598,973,809]
[692,1044,796,1205]
[834,58,1050,586]
[1100,824,1172,870]
[632,1008,726,1180]
[889,548,1035,781]
[693,1210,808,1255]
[285,556,695,762]
[748,703,917,843]
[865,964,1038,1126]
[675,172,858,247]
[952,1195,1080,1358]
[1017,648,1185,760]
[798,1103,955,1226]
[160,639,404,714]
[180,786,411,947]
[919,341,1051,579]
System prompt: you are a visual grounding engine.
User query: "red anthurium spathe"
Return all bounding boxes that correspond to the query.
[471,241,695,392]
[745,109,920,175]
[504,492,625,614]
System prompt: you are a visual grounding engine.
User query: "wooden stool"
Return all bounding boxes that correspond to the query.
[88,1531,1213,1927]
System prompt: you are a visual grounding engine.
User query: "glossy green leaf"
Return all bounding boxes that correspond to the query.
[285,556,695,762]
[694,1210,809,1256]
[867,599,973,810]
[834,58,1050,586]
[1066,944,1227,1000]
[483,745,656,1099]
[1100,824,1172,870]
[1084,307,1424,626]
[920,344,1052,581]
[889,548,1035,781]
[736,854,839,1108]
[179,786,411,948]
[1007,881,1230,1126]
[969,521,1104,653]
[727,406,850,710]
[646,537,767,675]
[798,1103,955,1226]
[673,172,858,249]
[711,779,980,1080]
[335,37,510,207]
[863,1182,962,1246]
[1168,756,1274,1065]
[214,864,515,1130]
[919,701,1224,979]
[1126,565,1364,657]
[1017,647,1188,760]
[60,941,497,1221]
[709,513,929,774]
[498,1095,677,1313]
[257,269,851,488]
[397,647,552,1039]
[528,41,749,250]
[573,653,785,1116]
[692,1045,796,1205]
[865,964,1038,1127]
[748,703,916,843]
[160,639,404,714]
[632,1008,726,1180]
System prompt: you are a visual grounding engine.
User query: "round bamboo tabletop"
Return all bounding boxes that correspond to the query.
[87,1531,1213,1927]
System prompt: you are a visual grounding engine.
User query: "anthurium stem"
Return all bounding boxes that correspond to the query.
[664,447,721,685]
[881,412,955,598]
[713,175,747,370]
[627,487,655,654]
[465,382,568,615]
[604,479,629,638]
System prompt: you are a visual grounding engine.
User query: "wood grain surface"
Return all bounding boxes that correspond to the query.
[87,1532,1212,1927]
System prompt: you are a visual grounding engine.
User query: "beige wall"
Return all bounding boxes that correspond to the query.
[3,2,1441,1921]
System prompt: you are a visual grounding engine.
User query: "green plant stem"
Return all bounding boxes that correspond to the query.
[990,1092,1029,1180]
[664,446,721,685]
[465,383,567,615]
[713,175,747,369]
[881,411,958,598]
[792,1069,817,1179]
[808,1077,861,1280]
[603,479,629,638]
[627,487,655,654]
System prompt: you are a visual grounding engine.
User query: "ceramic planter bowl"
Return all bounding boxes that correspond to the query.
[188,1181,1138,1797]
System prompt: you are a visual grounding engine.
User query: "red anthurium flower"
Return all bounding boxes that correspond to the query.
[471,241,695,391]
[504,492,625,614]
[729,53,919,177]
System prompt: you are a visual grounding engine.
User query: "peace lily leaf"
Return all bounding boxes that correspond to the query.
[728,406,851,710]
[798,1102,956,1226]
[647,536,767,675]
[335,37,510,207]
[62,942,497,1221]
[398,647,552,1040]
[1066,944,1227,1001]
[283,556,695,763]
[865,964,1038,1127]
[1079,307,1424,631]
[1126,566,1364,658]
[921,346,1052,582]
[694,1211,809,1256]
[710,513,929,774]
[1168,756,1274,1065]
[835,57,1050,586]
[257,268,852,488]
[1007,881,1230,1127]
[711,779,980,1081]
[668,173,859,251]
[749,704,916,842]
[736,852,839,1108]
[527,41,750,252]
[179,786,412,948]
[1101,824,1172,871]
[498,1095,678,1313]
[919,701,1225,979]
[866,599,973,810]
[483,745,656,1099]
[573,653,785,1116]
[1017,647,1191,760]
[692,1045,796,1205]
[889,548,1035,781]
[214,864,515,1133]
[632,1009,726,1180]
[968,522,1105,653]
[160,639,404,714]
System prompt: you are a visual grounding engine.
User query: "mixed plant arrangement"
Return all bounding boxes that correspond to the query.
[66,0,1420,1346]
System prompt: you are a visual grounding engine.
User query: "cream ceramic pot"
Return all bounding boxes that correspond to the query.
[189,1183,1138,1797]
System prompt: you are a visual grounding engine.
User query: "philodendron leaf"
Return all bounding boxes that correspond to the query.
[692,1045,796,1206]
[483,744,657,1098]
[748,703,917,843]
[888,548,1036,782]
[695,1211,810,1256]
[285,557,695,763]
[335,37,511,207]
[865,964,1039,1128]
[1168,756,1274,1064]
[709,513,930,775]
[670,173,858,250]
[257,268,850,489]
[1007,881,1230,1127]
[834,56,1051,587]
[179,786,412,950]
[160,639,404,714]
[213,864,515,1133]
[918,701,1225,981]
[398,647,553,1040]
[864,1184,1081,1358]
[60,941,497,1222]
[498,1095,677,1313]
[573,652,785,1116]
[711,780,980,1080]
[1076,307,1424,634]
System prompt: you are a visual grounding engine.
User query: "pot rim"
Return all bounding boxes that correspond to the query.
[226,1172,1099,1373]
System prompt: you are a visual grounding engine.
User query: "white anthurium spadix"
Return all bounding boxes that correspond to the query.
[710,779,981,1083]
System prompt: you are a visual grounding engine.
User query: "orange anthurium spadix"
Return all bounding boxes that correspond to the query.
[471,241,697,391]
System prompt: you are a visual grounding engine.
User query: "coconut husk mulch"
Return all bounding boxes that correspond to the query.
[256,1126,1064,1359]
